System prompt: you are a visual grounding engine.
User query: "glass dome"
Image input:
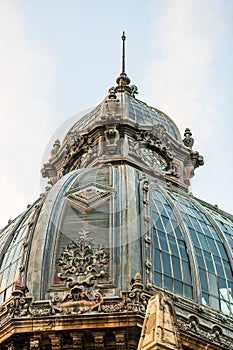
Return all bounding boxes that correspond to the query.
[66,92,181,142]
[1,165,232,320]
[151,186,233,316]
[0,200,42,304]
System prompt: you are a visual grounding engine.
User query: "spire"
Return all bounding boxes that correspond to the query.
[115,31,131,93]
[121,31,126,74]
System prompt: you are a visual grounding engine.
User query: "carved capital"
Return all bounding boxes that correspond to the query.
[113,331,126,350]
[92,332,105,350]
[48,333,61,350]
[30,336,41,350]
[70,332,83,350]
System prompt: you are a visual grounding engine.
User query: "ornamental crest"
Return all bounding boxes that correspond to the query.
[57,229,109,288]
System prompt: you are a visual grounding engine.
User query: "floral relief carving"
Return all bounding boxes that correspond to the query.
[57,229,109,287]
[55,229,110,314]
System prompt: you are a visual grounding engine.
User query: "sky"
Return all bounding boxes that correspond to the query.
[0,0,233,228]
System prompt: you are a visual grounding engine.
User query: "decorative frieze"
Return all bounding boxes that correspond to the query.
[177,316,233,349]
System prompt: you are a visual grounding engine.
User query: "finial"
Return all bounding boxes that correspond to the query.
[183,128,194,149]
[113,32,138,96]
[121,31,126,74]
[115,31,131,93]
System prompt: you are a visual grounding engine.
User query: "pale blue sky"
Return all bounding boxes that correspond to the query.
[0,0,233,227]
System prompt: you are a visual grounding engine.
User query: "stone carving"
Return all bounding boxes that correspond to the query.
[92,332,105,350]
[57,229,109,287]
[151,123,166,142]
[104,125,120,154]
[165,161,180,178]
[190,151,204,169]
[183,128,194,149]
[128,124,174,172]
[50,139,61,157]
[103,87,120,118]
[41,163,58,186]
[29,300,56,317]
[56,229,109,314]
[114,332,126,350]
[177,315,233,349]
[136,124,171,150]
[101,301,125,313]
[30,337,40,350]
[48,333,61,350]
[6,282,31,318]
[55,285,103,314]
[183,150,204,184]
[68,186,110,209]
[62,132,87,174]
[137,291,183,350]
[182,128,204,183]
[70,332,84,350]
[125,273,150,313]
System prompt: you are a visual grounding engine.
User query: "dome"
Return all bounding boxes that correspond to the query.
[66,92,181,142]
[1,164,233,319]
[1,33,232,350]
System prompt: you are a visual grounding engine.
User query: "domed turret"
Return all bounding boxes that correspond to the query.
[0,33,232,350]
[41,37,203,191]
